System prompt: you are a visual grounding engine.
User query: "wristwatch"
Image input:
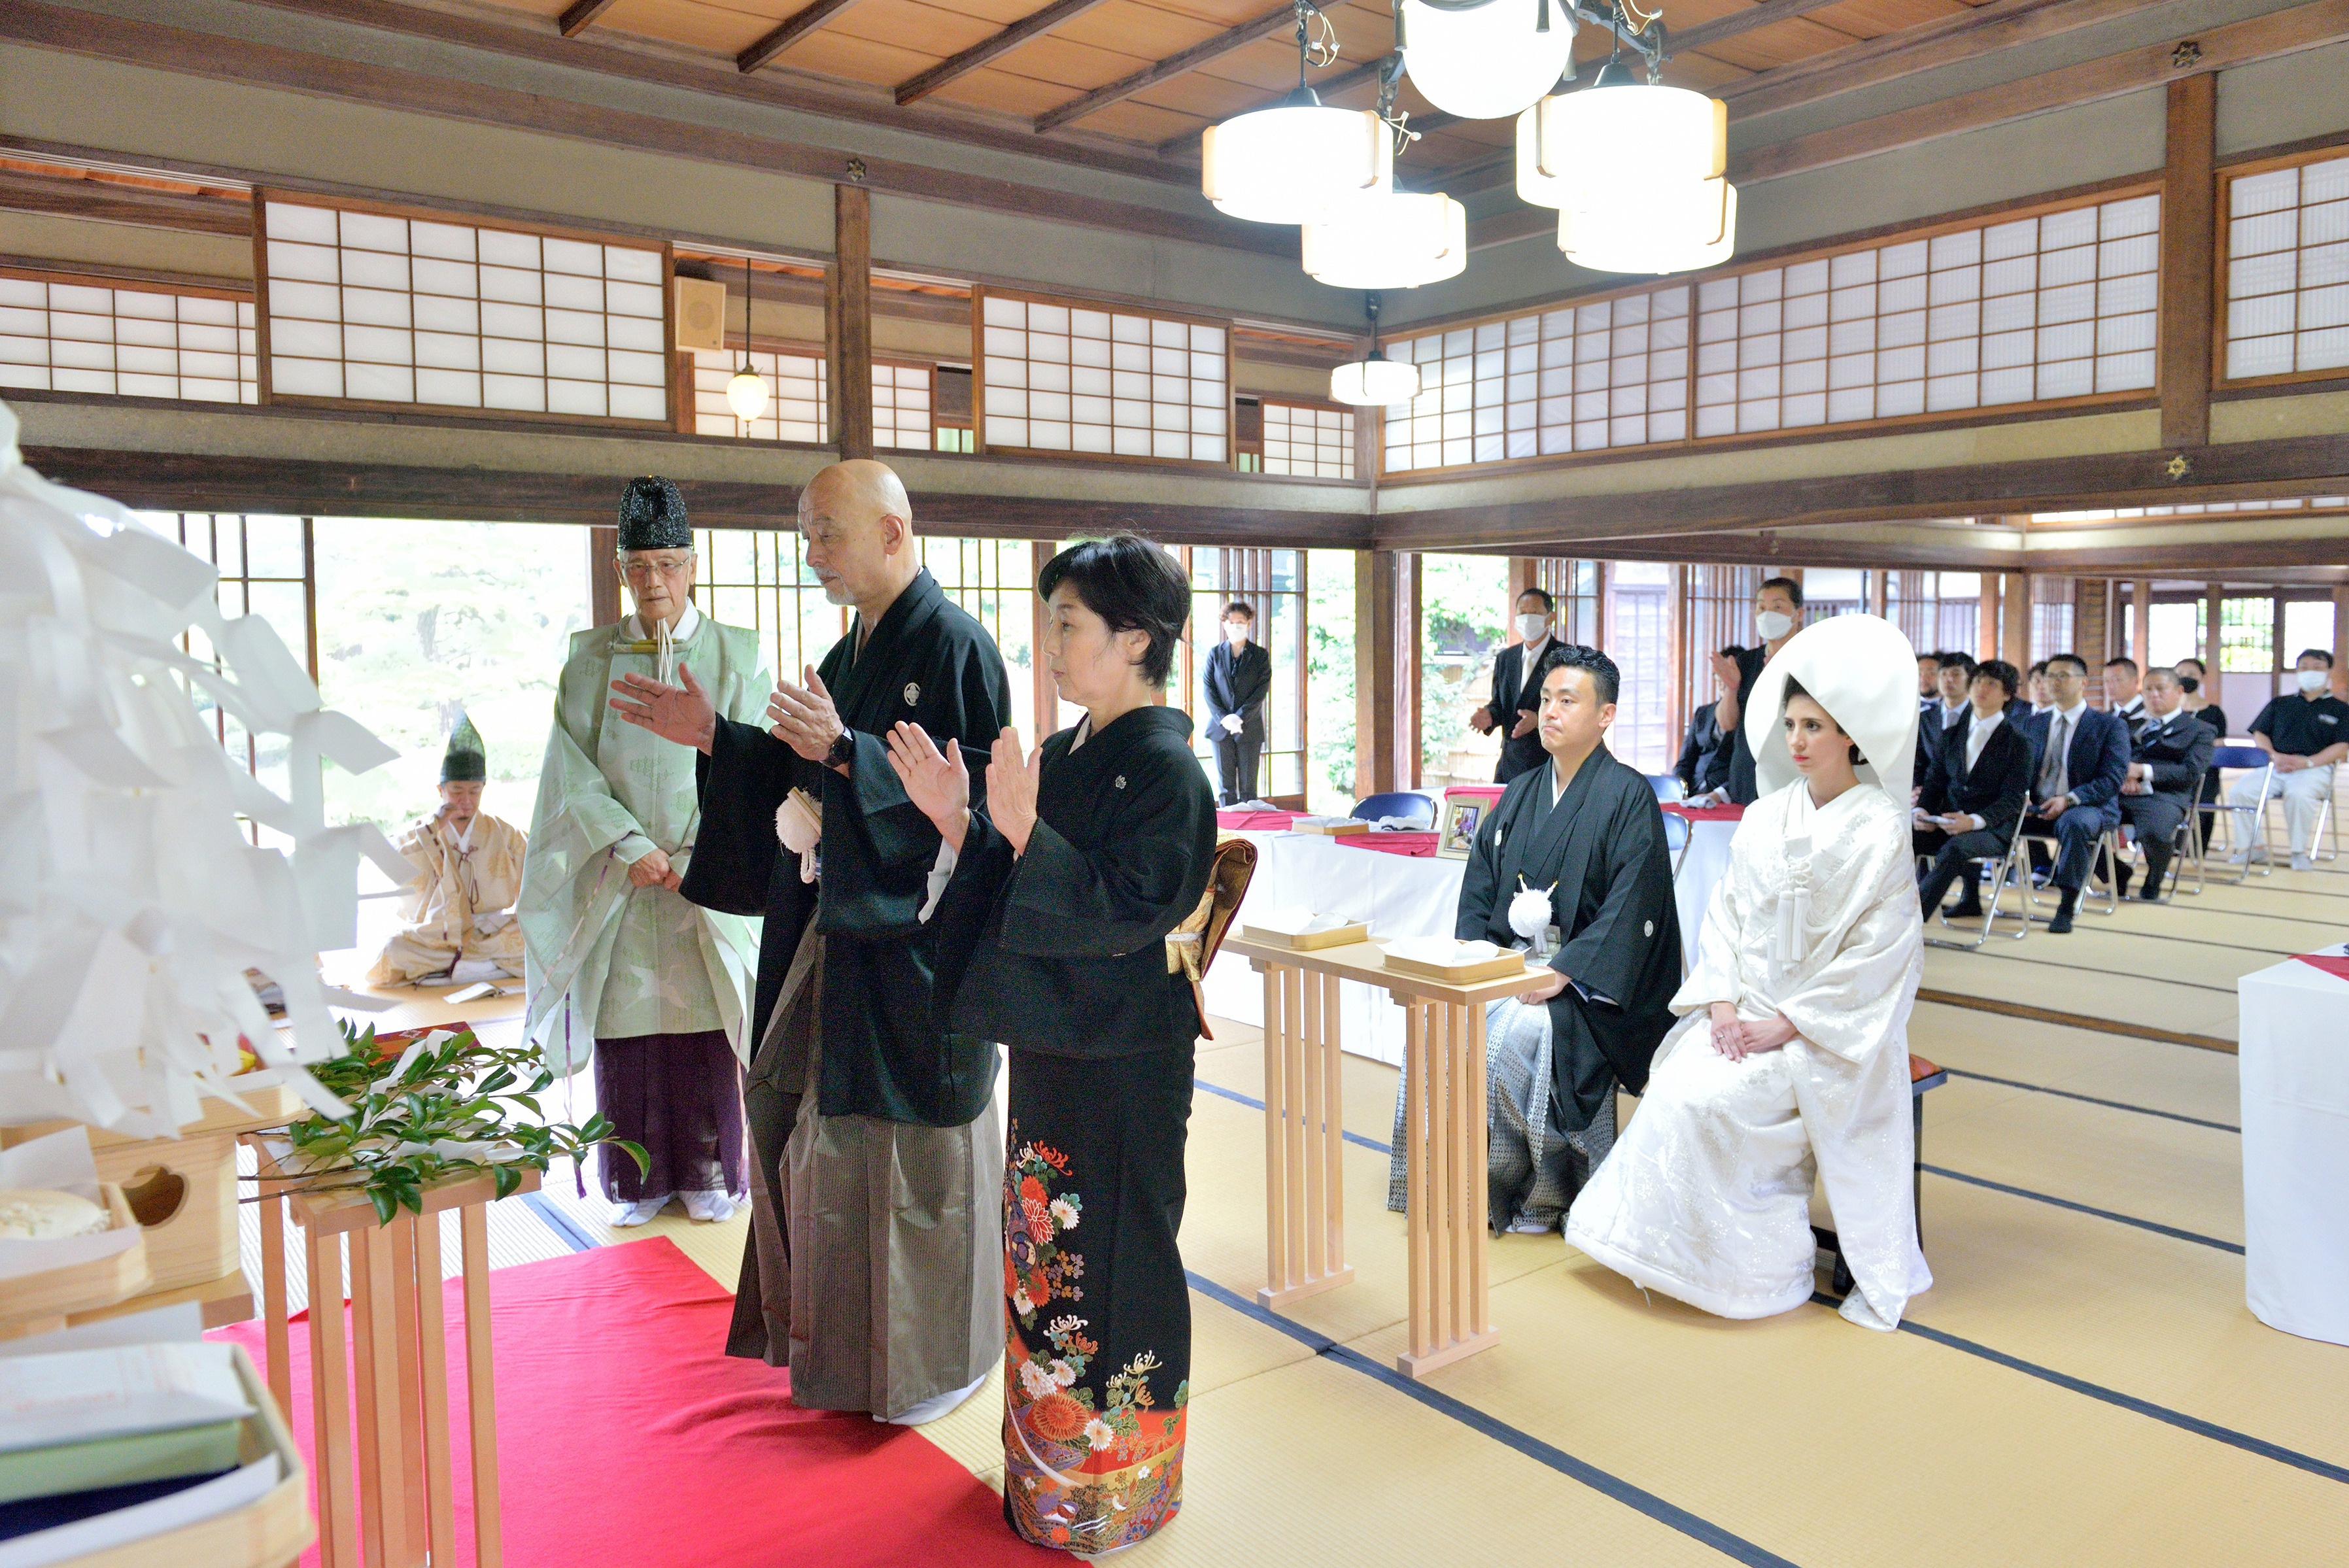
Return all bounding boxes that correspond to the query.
[825,728,857,770]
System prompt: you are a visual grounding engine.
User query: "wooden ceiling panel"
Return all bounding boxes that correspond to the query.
[1689,16,1874,71]
[473,0,568,19]
[1060,96,1216,143]
[774,27,945,85]
[586,0,793,54]
[1662,51,1758,92]
[1802,0,1975,34]
[1054,2,1239,57]
[929,61,1112,113]
[968,32,1159,88]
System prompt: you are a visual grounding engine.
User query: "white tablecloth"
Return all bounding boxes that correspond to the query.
[2238,947,2349,1347]
[1204,825,1733,1066]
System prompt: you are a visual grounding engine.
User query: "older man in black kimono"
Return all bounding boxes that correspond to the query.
[1389,644,1683,1232]
[608,460,1010,1425]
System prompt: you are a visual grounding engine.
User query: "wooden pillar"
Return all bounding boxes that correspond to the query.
[1506,557,1535,624]
[1354,550,1401,798]
[1031,541,1057,734]
[2335,586,2349,670]
[1405,553,1424,790]
[2159,73,2218,451]
[1868,569,1888,618]
[588,526,622,627]
[2000,571,2031,668]
[828,183,874,460]
[2132,579,2153,668]
[2204,581,2224,677]
[1980,573,2000,663]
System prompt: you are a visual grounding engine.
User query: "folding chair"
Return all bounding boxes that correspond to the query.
[1662,809,1692,880]
[1923,805,2031,951]
[2138,761,2210,902]
[2210,744,2274,881]
[2020,819,2121,921]
[1648,773,1687,804]
[1813,1055,1947,1296]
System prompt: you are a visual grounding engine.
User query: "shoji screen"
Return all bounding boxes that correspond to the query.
[259,196,670,424]
[0,270,255,402]
[693,347,826,442]
[976,289,1231,465]
[1260,400,1354,478]
[2221,150,2349,384]
[872,362,934,451]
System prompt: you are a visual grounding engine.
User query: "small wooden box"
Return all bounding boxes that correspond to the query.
[1291,818,1369,836]
[1241,921,1372,951]
[1380,949,1540,985]
[4,1184,150,1328]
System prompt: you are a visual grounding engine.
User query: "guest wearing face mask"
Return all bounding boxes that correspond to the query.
[2228,649,2349,872]
[2174,656,2228,845]
[1711,576,1804,806]
[1472,588,1558,784]
[1203,599,1271,806]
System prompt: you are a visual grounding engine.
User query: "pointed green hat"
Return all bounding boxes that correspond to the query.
[441,711,487,783]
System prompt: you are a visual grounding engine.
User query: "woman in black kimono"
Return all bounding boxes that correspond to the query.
[885,533,1216,1554]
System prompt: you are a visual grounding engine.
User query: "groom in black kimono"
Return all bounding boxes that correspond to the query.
[1451,644,1682,1231]
[608,460,1012,1425]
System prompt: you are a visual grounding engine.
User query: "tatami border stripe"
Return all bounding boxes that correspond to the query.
[1940,1066,2241,1131]
[1921,1164,2245,1253]
[1916,988,2237,1053]
[523,1189,598,1252]
[1807,1293,2349,1488]
[1186,1271,1800,1568]
[1194,1076,1390,1155]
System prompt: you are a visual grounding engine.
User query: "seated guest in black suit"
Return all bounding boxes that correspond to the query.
[1913,658,2032,921]
[2015,653,2133,933]
[1675,644,1741,800]
[2024,660,2053,716]
[2173,655,2228,844]
[2102,656,2148,737]
[1914,651,1977,785]
[1918,652,1942,715]
[2115,667,2216,901]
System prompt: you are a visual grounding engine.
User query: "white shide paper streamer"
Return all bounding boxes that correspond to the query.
[0,401,403,1134]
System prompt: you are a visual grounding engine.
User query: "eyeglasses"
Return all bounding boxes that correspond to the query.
[619,554,694,583]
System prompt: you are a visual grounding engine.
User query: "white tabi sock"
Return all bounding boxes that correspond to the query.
[679,1190,739,1223]
[878,1372,989,1427]
[610,1195,672,1227]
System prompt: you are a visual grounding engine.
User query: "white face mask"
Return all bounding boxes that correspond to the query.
[1755,609,1795,641]
[1224,622,1249,645]
[2299,668,2331,693]
[1515,613,1549,642]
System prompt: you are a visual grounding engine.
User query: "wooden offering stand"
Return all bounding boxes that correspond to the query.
[245,1143,534,1568]
[1219,933,1552,1380]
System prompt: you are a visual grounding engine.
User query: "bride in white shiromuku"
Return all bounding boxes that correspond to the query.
[1564,614,1932,1331]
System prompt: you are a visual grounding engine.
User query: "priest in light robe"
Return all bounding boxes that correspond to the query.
[518,477,768,1227]
[1389,645,1683,1233]
[1566,613,1932,1331]
[608,460,1011,1425]
[366,714,528,988]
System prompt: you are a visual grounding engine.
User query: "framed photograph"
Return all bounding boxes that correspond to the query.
[1438,799,1482,859]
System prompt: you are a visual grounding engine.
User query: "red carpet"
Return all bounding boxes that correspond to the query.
[212,1237,1058,1567]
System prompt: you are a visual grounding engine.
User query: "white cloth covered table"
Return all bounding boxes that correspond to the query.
[1205,827,1730,1064]
[2238,946,2349,1347]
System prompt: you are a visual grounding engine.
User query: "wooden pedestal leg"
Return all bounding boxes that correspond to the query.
[390,1217,429,1565]
[1402,1000,1428,1362]
[462,1204,504,1568]
[353,1223,412,1568]
[307,1229,357,1568]
[1301,966,1325,1283]
[1281,965,1305,1288]
[1464,1000,1491,1345]
[258,1184,292,1422]
[413,1214,456,1568]
[1317,972,1348,1286]
[1396,997,1501,1380]
[1258,959,1287,1302]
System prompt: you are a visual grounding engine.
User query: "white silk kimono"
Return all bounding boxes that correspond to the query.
[1564,777,1931,1330]
[365,813,528,985]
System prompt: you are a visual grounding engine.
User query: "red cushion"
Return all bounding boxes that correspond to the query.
[1909,1053,1942,1083]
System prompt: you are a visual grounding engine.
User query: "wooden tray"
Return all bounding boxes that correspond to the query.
[3,1184,151,1329]
[1291,819,1369,836]
[1380,949,1541,985]
[59,1344,315,1568]
[1241,921,1371,951]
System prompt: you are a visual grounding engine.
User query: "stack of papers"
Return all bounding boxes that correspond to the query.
[1248,906,1352,936]
[1383,938,1507,966]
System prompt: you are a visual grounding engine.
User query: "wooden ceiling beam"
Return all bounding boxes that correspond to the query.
[1154,54,1390,155]
[1034,3,1301,135]
[1669,0,1864,54]
[555,0,620,39]
[0,166,251,236]
[1469,0,2349,248]
[737,0,865,75]
[0,1,1294,257]
[895,0,1118,105]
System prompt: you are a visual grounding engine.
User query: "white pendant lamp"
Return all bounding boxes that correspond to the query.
[1202,100,1392,224]
[726,254,768,423]
[1401,0,1577,123]
[1303,190,1467,290]
[1558,175,1738,275]
[1330,292,1422,406]
[1517,73,1726,209]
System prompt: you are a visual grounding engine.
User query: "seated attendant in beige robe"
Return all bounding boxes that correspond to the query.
[368,714,528,988]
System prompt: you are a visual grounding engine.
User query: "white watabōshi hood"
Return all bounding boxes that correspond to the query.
[1743,613,1921,808]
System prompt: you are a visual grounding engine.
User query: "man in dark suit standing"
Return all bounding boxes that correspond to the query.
[2115,666,2215,901]
[2014,653,2131,933]
[1913,659,2034,921]
[1203,598,1272,805]
[1471,587,1556,784]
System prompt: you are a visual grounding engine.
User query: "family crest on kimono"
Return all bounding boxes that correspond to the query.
[608,460,1010,1427]
[517,477,766,1228]
[1388,642,1683,1235]
[890,533,1222,1554]
[1567,613,1934,1331]
[367,713,528,989]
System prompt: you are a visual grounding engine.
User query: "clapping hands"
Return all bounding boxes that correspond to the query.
[986,727,1044,857]
[883,723,971,851]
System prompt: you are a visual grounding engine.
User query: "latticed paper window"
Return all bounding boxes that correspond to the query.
[1260,400,1354,478]
[1383,287,1692,472]
[694,528,847,683]
[0,271,255,402]
[2223,154,2349,382]
[260,197,669,422]
[873,362,934,451]
[977,290,1230,464]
